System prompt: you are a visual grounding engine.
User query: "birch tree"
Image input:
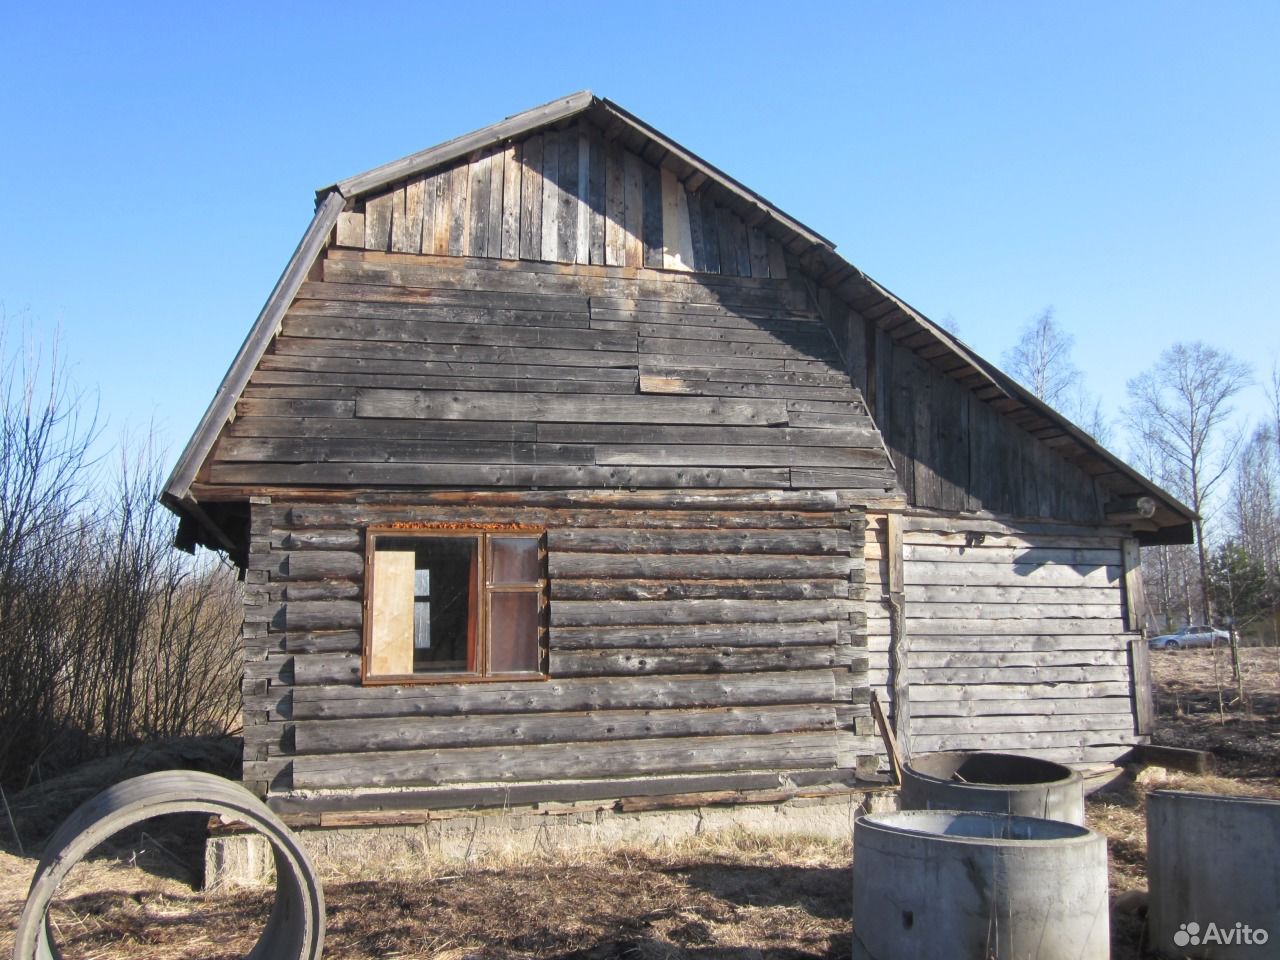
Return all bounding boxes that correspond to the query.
[1126,343,1251,686]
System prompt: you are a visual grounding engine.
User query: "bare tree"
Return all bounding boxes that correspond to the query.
[0,321,241,788]
[1003,308,1111,443]
[1004,308,1077,407]
[1126,342,1251,690]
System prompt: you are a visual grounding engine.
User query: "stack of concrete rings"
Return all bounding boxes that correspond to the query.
[11,770,324,960]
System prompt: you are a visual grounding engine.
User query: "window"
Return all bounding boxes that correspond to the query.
[363,526,546,682]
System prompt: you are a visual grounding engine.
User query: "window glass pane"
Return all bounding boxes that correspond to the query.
[489,591,541,673]
[375,536,476,674]
[490,537,541,585]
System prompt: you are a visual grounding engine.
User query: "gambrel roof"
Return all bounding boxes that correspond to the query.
[164,92,1194,553]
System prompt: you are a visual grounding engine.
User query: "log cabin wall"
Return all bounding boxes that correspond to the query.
[240,494,875,806]
[336,117,789,279]
[864,513,1145,767]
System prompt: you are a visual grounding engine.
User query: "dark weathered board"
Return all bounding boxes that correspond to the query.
[238,496,871,800]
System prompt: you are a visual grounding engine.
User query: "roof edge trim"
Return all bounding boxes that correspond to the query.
[163,190,347,507]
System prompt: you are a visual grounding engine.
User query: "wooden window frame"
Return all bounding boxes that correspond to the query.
[361,525,547,685]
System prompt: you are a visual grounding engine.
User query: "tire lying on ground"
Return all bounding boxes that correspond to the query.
[11,769,324,960]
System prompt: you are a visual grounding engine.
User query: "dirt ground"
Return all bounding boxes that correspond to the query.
[1,647,1277,960]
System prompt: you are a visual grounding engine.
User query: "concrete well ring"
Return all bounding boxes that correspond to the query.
[11,770,324,960]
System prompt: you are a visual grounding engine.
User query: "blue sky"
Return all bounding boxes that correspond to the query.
[2,2,1277,471]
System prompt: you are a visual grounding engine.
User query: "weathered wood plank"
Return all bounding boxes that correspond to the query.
[622,149,644,267]
[552,621,850,651]
[907,665,1130,684]
[485,148,505,259]
[355,390,788,427]
[232,416,539,443]
[548,553,857,579]
[604,138,626,266]
[294,703,836,756]
[209,462,793,490]
[535,422,876,447]
[519,134,544,260]
[748,226,769,278]
[686,185,706,272]
[903,634,1129,653]
[446,163,469,256]
[547,528,852,555]
[661,168,695,271]
[274,335,636,369]
[910,729,1137,754]
[364,192,394,251]
[551,578,849,602]
[281,503,844,531]
[500,142,522,260]
[911,681,1132,702]
[550,598,858,627]
[291,669,840,720]
[913,713,1136,735]
[550,647,860,677]
[429,169,452,255]
[700,193,721,275]
[866,618,1125,636]
[558,128,580,263]
[292,732,841,789]
[906,648,1128,669]
[595,444,886,469]
[587,126,606,265]
[392,180,425,254]
[641,160,663,268]
[767,239,787,279]
[269,768,858,815]
[912,696,1134,718]
[540,129,561,262]
[219,436,592,466]
[336,211,365,248]
[900,562,1122,588]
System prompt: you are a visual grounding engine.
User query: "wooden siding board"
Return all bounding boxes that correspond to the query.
[519,134,544,260]
[641,160,664,268]
[587,126,607,265]
[540,129,561,262]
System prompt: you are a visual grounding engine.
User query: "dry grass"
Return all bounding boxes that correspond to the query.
[1,831,854,959]
[2,647,1277,959]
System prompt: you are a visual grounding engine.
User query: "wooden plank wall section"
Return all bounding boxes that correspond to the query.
[826,300,1108,524]
[864,513,1142,767]
[334,119,789,280]
[204,250,899,494]
[240,497,876,803]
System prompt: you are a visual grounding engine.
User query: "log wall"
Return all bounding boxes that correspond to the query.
[335,118,789,279]
[865,513,1144,767]
[240,493,874,806]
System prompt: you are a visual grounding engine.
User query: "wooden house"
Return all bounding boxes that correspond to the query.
[164,93,1195,815]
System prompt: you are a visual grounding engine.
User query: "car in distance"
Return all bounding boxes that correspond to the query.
[1148,625,1230,650]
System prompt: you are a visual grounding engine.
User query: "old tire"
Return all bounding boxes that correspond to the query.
[11,770,324,960]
